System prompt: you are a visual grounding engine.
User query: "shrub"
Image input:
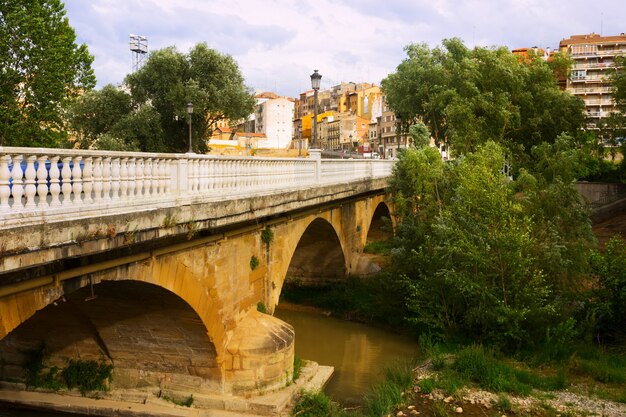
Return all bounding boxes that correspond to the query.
[61,359,113,394]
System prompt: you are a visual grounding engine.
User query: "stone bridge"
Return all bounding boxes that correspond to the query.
[0,147,394,397]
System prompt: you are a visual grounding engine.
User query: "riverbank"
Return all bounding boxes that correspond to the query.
[0,361,333,417]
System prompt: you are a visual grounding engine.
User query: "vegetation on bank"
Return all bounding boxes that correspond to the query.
[292,361,415,417]
[23,343,113,396]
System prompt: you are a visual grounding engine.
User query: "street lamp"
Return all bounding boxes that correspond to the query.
[298,124,303,157]
[310,70,322,148]
[187,102,194,153]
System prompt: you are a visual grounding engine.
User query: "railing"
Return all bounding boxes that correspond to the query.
[0,147,394,222]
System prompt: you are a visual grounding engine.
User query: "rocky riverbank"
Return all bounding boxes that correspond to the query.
[390,359,626,417]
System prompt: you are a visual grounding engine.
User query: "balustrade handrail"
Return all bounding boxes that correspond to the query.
[0,147,394,224]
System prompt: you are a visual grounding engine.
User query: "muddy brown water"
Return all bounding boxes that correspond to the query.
[274,306,420,405]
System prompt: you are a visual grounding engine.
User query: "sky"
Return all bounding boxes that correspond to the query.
[63,0,624,98]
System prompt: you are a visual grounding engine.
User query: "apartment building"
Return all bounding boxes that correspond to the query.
[559,33,626,123]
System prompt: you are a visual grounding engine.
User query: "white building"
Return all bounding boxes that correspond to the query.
[253,95,295,149]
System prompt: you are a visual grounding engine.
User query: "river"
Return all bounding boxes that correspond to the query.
[0,307,419,415]
[274,306,419,405]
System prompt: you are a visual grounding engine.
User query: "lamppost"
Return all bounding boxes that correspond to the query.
[187,102,193,153]
[310,70,322,148]
[298,124,303,157]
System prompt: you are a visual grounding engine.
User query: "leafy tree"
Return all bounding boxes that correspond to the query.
[125,43,255,153]
[381,38,585,164]
[588,236,626,344]
[68,85,164,152]
[389,141,594,350]
[0,0,95,147]
[69,85,133,146]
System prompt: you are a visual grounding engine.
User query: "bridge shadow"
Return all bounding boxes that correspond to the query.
[0,281,219,390]
[286,218,346,285]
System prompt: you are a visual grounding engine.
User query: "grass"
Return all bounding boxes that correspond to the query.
[362,361,414,417]
[290,361,414,417]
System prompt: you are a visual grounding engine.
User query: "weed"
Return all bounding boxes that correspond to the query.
[257,301,267,313]
[496,393,513,412]
[250,255,260,270]
[185,221,198,239]
[431,401,450,417]
[162,394,194,407]
[61,358,113,395]
[261,227,274,245]
[293,355,302,381]
[23,342,46,388]
[418,377,436,394]
[291,390,347,417]
[162,213,177,228]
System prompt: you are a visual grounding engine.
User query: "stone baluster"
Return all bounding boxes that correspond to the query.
[143,158,152,197]
[49,156,61,207]
[24,155,37,208]
[60,157,72,206]
[82,157,93,204]
[191,159,200,194]
[127,158,136,198]
[0,155,11,210]
[151,159,159,196]
[71,156,83,204]
[158,159,166,195]
[10,155,24,209]
[92,157,103,203]
[163,159,171,194]
[102,157,112,202]
[120,158,129,199]
[214,159,222,192]
[36,155,49,208]
[207,159,215,191]
[199,159,208,192]
[110,157,120,201]
[135,158,144,197]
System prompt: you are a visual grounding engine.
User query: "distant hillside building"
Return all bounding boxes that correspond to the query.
[559,33,626,124]
[247,93,295,149]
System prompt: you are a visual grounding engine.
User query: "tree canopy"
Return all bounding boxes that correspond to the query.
[0,0,95,147]
[381,38,585,164]
[389,139,595,350]
[121,43,256,153]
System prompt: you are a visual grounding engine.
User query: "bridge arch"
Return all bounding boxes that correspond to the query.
[286,217,347,284]
[365,201,393,244]
[0,280,222,391]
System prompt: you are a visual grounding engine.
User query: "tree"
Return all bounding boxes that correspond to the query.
[68,84,164,152]
[69,85,133,147]
[389,141,595,350]
[125,43,255,153]
[0,0,95,147]
[381,38,585,164]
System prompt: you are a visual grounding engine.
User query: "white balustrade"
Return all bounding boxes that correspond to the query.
[0,147,394,221]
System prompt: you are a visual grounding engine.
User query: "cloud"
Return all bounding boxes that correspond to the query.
[63,0,625,97]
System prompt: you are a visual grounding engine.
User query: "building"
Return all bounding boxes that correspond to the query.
[559,33,626,124]
[247,93,295,149]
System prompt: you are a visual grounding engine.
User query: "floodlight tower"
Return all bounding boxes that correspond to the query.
[129,34,148,72]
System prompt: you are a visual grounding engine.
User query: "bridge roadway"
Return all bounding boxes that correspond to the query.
[0,147,394,405]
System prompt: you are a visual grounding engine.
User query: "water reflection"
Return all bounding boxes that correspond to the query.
[274,307,419,405]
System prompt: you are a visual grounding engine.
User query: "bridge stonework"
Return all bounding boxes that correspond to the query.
[0,147,392,397]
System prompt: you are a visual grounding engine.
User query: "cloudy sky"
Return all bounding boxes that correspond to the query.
[64,0,624,98]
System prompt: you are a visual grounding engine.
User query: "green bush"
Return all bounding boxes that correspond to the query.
[291,390,347,417]
[418,377,436,394]
[61,359,113,394]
